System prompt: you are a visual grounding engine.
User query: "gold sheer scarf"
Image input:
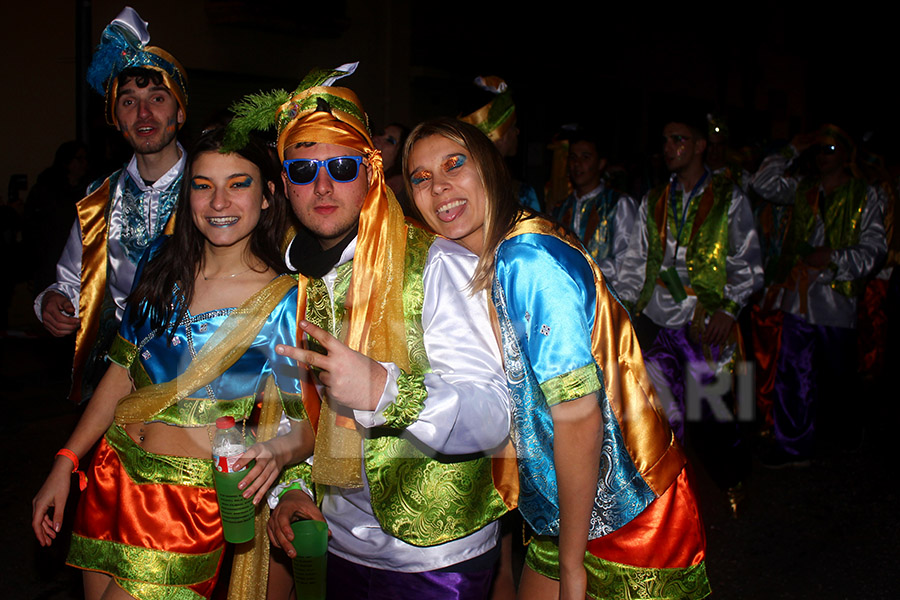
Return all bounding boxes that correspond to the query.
[227,373,281,600]
[113,275,294,597]
[279,97,409,488]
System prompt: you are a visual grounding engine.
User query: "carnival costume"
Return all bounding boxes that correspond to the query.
[460,76,541,212]
[66,262,307,600]
[492,215,710,599]
[226,64,515,592]
[750,127,886,458]
[617,170,762,443]
[34,7,188,404]
[554,182,637,287]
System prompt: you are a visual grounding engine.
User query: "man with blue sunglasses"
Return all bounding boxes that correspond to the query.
[282,145,369,252]
[225,63,514,597]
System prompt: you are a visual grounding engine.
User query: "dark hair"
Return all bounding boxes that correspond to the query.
[117,67,165,89]
[129,127,289,340]
[402,117,519,292]
[567,130,610,159]
[382,122,410,179]
[52,140,88,171]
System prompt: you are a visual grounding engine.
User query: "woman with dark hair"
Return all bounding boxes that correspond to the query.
[403,118,710,600]
[32,128,313,600]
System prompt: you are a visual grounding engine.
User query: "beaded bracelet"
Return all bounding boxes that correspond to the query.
[56,449,88,491]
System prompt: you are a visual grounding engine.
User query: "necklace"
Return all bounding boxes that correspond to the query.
[202,266,253,280]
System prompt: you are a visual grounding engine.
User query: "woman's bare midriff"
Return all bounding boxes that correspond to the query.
[124,421,215,459]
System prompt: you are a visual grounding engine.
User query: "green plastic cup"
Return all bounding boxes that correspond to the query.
[213,469,255,543]
[290,520,328,600]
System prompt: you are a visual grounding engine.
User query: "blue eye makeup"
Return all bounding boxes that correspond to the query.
[230,175,253,188]
[410,170,432,185]
[190,178,209,190]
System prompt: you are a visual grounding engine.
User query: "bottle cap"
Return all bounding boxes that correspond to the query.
[216,416,236,429]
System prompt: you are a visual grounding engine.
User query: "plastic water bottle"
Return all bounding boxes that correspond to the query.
[212,416,255,543]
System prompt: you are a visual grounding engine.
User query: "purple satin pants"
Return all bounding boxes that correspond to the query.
[773,312,857,458]
[325,551,495,600]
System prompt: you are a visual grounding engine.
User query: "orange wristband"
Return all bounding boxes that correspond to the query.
[56,448,88,491]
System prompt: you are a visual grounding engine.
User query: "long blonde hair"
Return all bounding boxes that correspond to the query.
[403,118,520,292]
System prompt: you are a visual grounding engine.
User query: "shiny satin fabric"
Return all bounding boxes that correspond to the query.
[492,217,684,540]
[68,428,223,598]
[278,92,410,489]
[641,324,738,443]
[858,278,888,378]
[326,552,495,599]
[459,99,515,143]
[751,306,784,428]
[72,179,112,405]
[526,468,710,599]
[114,275,297,423]
[618,172,762,332]
[750,149,886,328]
[646,175,738,316]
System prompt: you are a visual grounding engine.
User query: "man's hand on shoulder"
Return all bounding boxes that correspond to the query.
[41,291,80,337]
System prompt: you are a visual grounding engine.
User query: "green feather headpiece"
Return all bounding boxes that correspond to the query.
[222,63,361,154]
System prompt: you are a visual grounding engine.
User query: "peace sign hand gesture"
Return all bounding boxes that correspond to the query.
[276,320,387,412]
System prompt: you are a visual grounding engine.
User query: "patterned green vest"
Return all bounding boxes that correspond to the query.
[637,174,738,315]
[775,177,870,298]
[305,227,508,546]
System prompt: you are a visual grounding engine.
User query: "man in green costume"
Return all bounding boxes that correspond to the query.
[618,115,762,513]
[227,63,515,597]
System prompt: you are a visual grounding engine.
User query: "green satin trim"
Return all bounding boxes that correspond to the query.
[278,91,368,135]
[108,333,138,368]
[68,533,222,589]
[365,435,508,546]
[365,227,507,545]
[381,227,432,428]
[117,580,206,600]
[540,363,601,406]
[781,177,869,297]
[684,175,732,314]
[105,424,214,488]
[639,175,732,315]
[383,373,428,428]
[280,461,312,489]
[108,334,152,389]
[306,261,353,340]
[150,397,254,427]
[280,390,308,422]
[526,537,711,600]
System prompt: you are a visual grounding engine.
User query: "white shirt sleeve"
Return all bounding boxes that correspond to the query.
[353,238,511,456]
[615,193,650,305]
[34,219,83,320]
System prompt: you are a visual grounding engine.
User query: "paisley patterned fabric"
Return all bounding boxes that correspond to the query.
[306,227,508,546]
[492,216,708,597]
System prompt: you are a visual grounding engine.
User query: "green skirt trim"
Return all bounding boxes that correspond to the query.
[526,536,711,600]
[117,579,208,600]
[67,533,222,589]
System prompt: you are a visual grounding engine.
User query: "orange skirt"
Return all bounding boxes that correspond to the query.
[67,425,224,599]
[526,467,710,599]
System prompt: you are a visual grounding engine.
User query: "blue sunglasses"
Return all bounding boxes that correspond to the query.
[283,156,364,185]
